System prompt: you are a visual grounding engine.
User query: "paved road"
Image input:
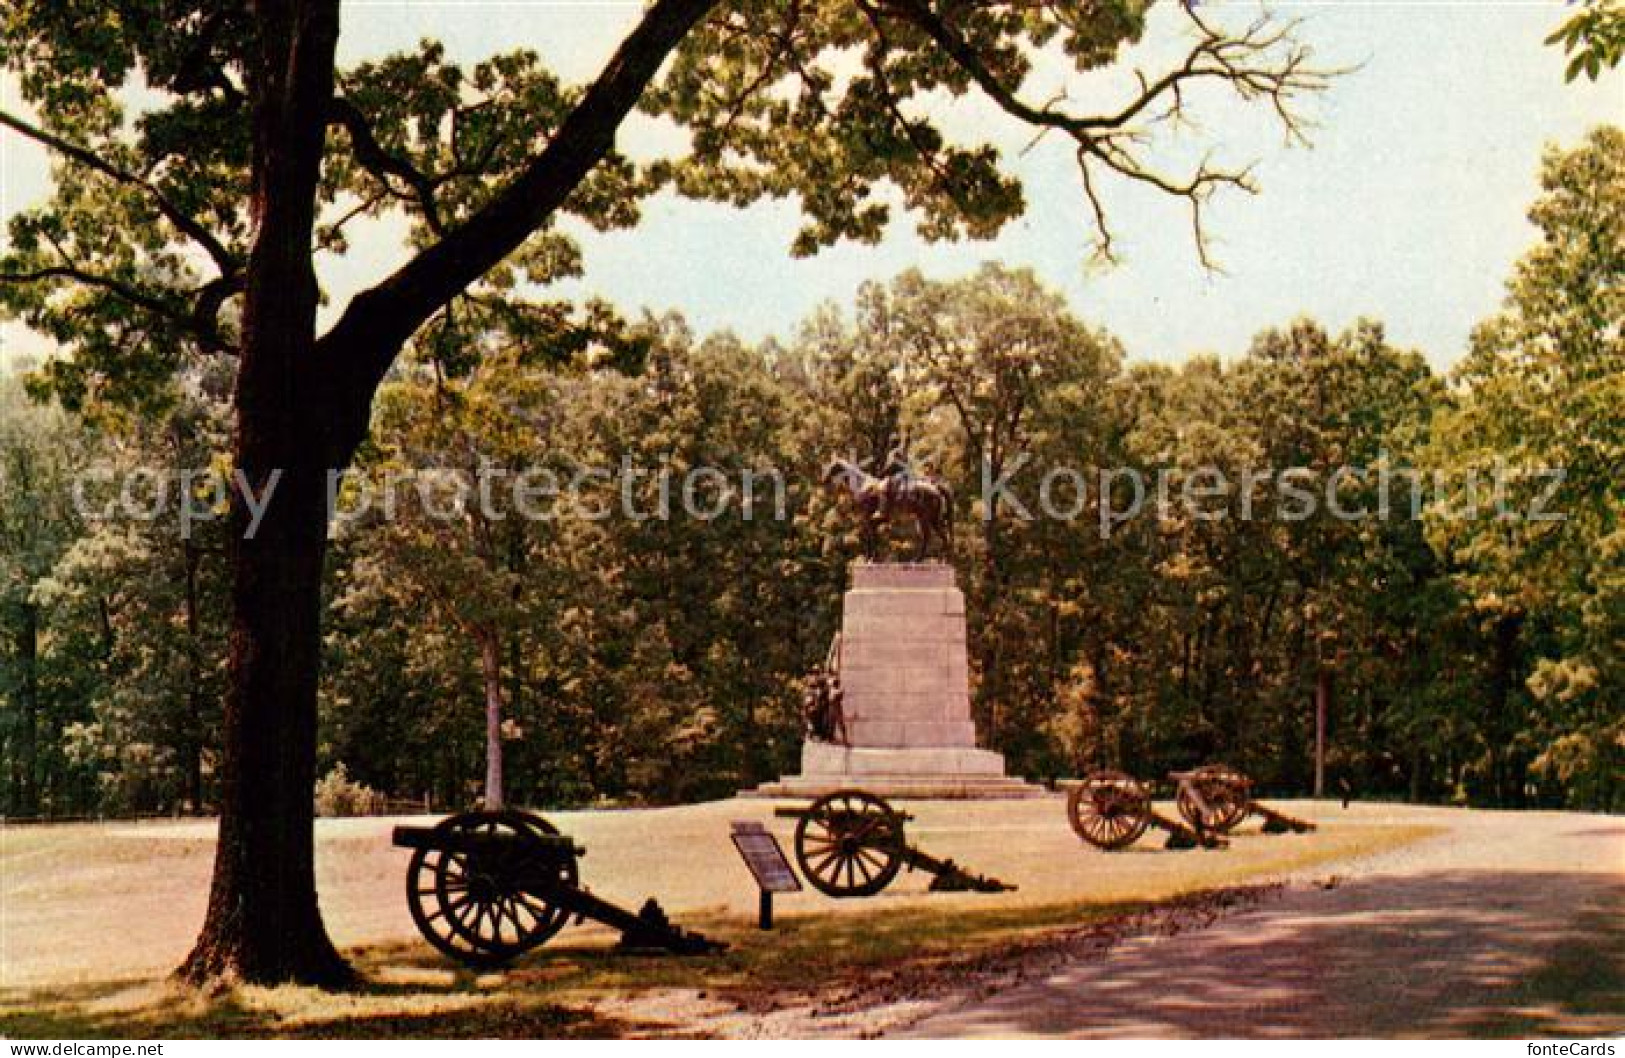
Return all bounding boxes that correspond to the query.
[899,809,1624,1038]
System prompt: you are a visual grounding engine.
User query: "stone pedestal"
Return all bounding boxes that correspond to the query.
[750,563,1042,799]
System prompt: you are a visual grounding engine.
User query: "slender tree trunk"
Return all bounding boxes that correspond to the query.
[478,631,506,810]
[1486,612,1525,807]
[1313,667,1331,798]
[980,454,1002,744]
[183,542,206,813]
[179,0,350,987]
[15,602,40,816]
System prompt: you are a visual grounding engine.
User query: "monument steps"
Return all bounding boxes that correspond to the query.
[745,775,1049,800]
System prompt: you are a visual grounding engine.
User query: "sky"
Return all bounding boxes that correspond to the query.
[1,1,1621,375]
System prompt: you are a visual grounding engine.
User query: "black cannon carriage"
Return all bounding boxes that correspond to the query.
[774,789,1014,898]
[393,809,722,967]
[1066,764,1316,851]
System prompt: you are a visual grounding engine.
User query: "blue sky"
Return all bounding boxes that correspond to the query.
[2,1,1621,372]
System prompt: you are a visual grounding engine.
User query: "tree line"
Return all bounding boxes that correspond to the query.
[3,125,1618,820]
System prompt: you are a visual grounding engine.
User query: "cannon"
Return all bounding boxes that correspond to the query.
[774,789,1014,897]
[393,810,723,966]
[1065,770,1223,851]
[1067,766,1315,851]
[1171,763,1317,836]
[1171,764,1253,833]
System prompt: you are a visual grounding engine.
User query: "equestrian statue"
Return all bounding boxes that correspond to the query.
[821,441,955,561]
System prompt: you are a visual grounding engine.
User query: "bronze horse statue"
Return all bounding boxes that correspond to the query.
[822,453,954,561]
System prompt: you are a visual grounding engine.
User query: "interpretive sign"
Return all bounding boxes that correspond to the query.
[730,821,800,929]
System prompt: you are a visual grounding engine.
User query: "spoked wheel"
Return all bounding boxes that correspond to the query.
[793,789,906,897]
[405,810,577,966]
[1067,770,1152,850]
[1175,764,1251,833]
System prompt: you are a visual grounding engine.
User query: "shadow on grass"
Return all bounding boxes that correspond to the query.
[1,990,626,1039]
[17,865,1609,1039]
[0,895,1161,1039]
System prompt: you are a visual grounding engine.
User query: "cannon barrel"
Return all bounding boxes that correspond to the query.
[392,823,584,857]
[773,804,914,823]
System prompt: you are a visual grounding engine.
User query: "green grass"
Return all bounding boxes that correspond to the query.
[0,892,1250,1038]
[1,820,1440,1039]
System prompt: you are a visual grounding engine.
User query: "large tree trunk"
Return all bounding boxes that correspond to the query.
[180,463,349,984]
[179,0,348,987]
[177,0,716,988]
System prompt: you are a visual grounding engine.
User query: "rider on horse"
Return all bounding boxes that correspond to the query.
[822,437,954,561]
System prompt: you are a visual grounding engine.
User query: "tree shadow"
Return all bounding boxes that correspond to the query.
[0,971,667,1040]
[0,896,1154,1039]
[0,945,678,1039]
[11,871,1615,1039]
[1,991,643,1039]
[908,868,1624,1038]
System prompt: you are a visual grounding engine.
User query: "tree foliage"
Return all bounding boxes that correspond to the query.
[1427,126,1624,808]
[8,123,1621,823]
[1547,0,1625,83]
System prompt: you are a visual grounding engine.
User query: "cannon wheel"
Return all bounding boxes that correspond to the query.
[793,789,906,897]
[406,810,577,966]
[1175,764,1251,833]
[1067,770,1152,850]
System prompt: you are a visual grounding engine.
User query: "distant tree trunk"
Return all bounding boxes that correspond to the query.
[183,542,206,812]
[507,630,524,801]
[979,448,1004,745]
[1313,667,1331,798]
[478,631,506,810]
[1485,612,1526,806]
[179,0,350,987]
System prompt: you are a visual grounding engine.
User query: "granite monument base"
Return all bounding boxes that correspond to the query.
[749,562,1044,800]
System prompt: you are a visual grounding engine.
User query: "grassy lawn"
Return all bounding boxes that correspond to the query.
[1,817,1437,1039]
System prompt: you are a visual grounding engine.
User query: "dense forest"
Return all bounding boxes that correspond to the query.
[2,126,1620,818]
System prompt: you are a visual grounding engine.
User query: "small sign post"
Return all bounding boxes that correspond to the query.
[730,821,801,929]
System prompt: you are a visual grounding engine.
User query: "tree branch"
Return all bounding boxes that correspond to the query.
[853,0,977,218]
[327,95,447,236]
[0,108,240,279]
[319,0,722,447]
[0,265,175,319]
[0,264,238,356]
[872,0,1331,265]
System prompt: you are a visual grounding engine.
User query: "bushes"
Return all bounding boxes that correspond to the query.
[313,763,384,817]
